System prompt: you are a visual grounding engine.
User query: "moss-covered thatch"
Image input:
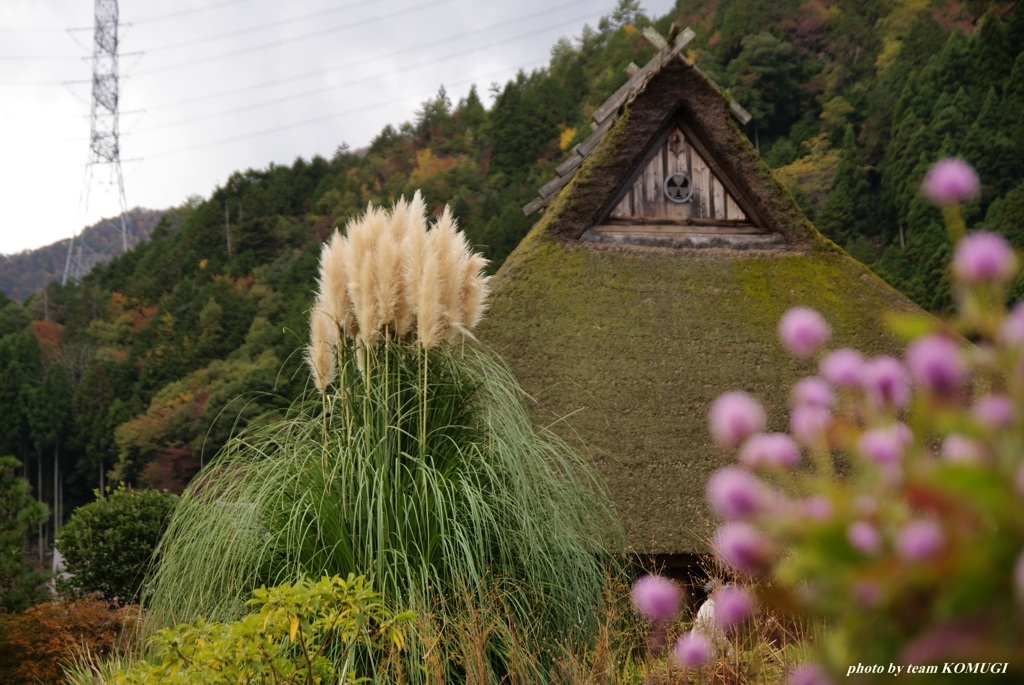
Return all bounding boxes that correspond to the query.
[477,54,924,554]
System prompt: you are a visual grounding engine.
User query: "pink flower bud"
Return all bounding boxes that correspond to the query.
[791,377,834,409]
[802,496,833,521]
[709,392,766,450]
[863,356,909,411]
[847,521,882,555]
[674,631,712,666]
[820,348,866,387]
[707,467,773,519]
[953,231,1018,284]
[858,425,906,464]
[712,522,774,575]
[941,434,984,463]
[788,663,834,685]
[921,158,979,206]
[896,520,944,561]
[853,581,882,607]
[779,307,832,358]
[790,405,831,447]
[999,303,1024,347]
[716,585,754,628]
[631,575,682,623]
[853,495,877,517]
[972,394,1015,427]
[740,433,800,469]
[905,335,967,394]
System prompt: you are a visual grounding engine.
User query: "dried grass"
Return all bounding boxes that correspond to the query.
[308,193,490,392]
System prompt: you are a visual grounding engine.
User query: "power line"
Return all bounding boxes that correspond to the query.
[145,59,549,159]
[1,0,386,62]
[129,5,603,136]
[130,0,453,77]
[144,0,400,54]
[0,0,260,33]
[2,0,596,87]
[131,0,261,25]
[141,0,598,113]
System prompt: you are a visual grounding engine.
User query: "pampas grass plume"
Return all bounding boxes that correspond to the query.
[417,232,443,350]
[318,230,354,337]
[430,207,462,342]
[460,253,490,332]
[401,192,428,324]
[306,304,337,393]
[307,190,489,357]
[346,206,383,346]
[375,200,406,337]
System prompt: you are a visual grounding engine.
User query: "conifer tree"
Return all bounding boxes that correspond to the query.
[0,456,49,612]
[973,12,1012,95]
[818,126,871,246]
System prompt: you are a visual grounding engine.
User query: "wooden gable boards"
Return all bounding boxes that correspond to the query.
[521,26,773,247]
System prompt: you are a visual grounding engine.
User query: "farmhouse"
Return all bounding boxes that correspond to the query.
[476,26,921,559]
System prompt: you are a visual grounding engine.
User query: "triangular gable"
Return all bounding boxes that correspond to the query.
[607,127,750,225]
[522,26,820,251]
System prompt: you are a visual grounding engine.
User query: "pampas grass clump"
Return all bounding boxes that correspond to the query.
[144,194,622,682]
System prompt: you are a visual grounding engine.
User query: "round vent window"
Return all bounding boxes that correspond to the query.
[664,172,693,203]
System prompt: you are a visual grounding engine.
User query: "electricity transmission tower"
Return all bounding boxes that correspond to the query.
[64,0,130,285]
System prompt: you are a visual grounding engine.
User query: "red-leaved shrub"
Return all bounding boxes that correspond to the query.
[0,598,137,684]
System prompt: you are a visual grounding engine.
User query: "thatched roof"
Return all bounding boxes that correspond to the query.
[477,30,923,555]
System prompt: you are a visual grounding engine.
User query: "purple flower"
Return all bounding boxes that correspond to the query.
[999,303,1024,347]
[791,377,834,409]
[713,522,774,575]
[854,495,877,517]
[863,356,910,411]
[905,335,967,394]
[847,521,882,555]
[896,520,944,561]
[858,425,906,464]
[788,663,834,685]
[972,394,1015,428]
[1015,550,1024,602]
[802,496,833,521]
[631,575,682,623]
[820,348,866,387]
[921,158,980,206]
[707,467,772,519]
[895,421,914,448]
[779,307,831,358]
[853,581,882,607]
[790,405,832,447]
[941,434,984,463]
[674,631,712,666]
[716,585,754,628]
[953,231,1018,284]
[740,433,800,469]
[709,392,766,450]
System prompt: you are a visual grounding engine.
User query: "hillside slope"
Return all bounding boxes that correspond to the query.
[0,209,165,303]
[0,0,1020,530]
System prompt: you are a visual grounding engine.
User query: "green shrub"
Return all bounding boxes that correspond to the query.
[104,574,411,685]
[57,485,177,604]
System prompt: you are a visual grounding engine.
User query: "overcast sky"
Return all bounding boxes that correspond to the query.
[0,0,676,255]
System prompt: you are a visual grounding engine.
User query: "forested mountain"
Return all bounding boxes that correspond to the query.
[1,0,1022,548]
[0,209,164,304]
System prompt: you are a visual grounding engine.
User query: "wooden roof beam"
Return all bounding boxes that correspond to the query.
[591,27,695,125]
